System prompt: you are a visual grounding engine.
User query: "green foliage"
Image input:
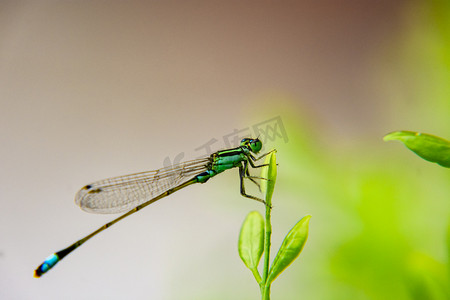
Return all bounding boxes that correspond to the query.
[266,215,310,284]
[271,112,450,299]
[238,151,310,300]
[238,211,264,283]
[260,151,277,202]
[384,131,450,168]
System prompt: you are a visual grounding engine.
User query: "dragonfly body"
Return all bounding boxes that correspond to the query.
[34,138,271,277]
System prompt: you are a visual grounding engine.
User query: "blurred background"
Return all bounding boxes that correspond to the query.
[1,1,449,299]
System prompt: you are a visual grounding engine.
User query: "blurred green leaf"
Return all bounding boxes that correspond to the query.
[266,215,311,284]
[384,131,450,168]
[238,211,264,280]
[260,151,277,205]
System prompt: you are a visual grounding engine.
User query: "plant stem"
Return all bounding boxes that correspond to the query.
[262,284,271,300]
[261,202,272,300]
[260,151,276,300]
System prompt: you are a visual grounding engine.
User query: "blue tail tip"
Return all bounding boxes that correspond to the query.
[34,253,59,278]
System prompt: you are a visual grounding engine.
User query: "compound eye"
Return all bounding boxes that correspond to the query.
[249,138,262,153]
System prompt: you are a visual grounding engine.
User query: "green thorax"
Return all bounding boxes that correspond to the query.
[212,147,249,173]
[195,138,262,183]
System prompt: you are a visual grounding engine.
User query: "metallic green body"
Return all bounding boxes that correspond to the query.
[196,148,249,183]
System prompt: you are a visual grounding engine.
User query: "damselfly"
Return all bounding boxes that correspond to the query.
[34,138,274,277]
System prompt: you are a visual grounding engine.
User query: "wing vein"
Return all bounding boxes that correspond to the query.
[75,157,210,214]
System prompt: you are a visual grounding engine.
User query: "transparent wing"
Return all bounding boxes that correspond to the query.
[75,157,210,214]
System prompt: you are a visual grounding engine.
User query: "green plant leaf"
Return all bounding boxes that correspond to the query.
[384,131,450,168]
[260,151,277,205]
[238,211,265,275]
[266,215,311,284]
